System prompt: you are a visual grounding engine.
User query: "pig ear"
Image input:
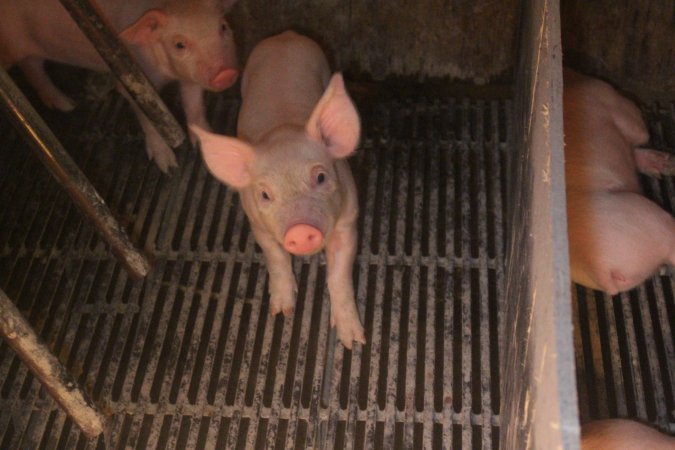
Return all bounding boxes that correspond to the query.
[119,9,168,45]
[306,73,361,159]
[190,125,255,188]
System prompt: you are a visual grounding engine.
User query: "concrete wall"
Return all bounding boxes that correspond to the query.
[561,1,675,101]
[228,0,519,83]
[228,1,675,99]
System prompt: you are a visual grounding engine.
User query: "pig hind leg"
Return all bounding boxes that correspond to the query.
[634,148,675,178]
[19,57,76,111]
[610,93,649,147]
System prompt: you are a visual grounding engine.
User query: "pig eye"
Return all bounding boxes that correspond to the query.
[220,23,228,33]
[316,172,326,184]
[261,191,270,201]
[175,41,186,50]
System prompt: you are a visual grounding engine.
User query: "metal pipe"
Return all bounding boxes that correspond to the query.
[0,288,106,438]
[0,67,150,279]
[58,0,186,149]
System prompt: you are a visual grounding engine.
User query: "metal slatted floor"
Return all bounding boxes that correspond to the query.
[573,103,675,436]
[0,81,509,449]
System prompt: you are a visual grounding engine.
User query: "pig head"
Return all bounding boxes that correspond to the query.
[564,68,675,295]
[0,0,240,172]
[192,31,365,348]
[118,0,239,92]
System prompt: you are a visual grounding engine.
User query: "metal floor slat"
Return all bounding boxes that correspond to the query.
[0,83,509,449]
[2,74,636,450]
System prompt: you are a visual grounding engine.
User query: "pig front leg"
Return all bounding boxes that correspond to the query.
[180,81,210,148]
[325,222,366,349]
[19,57,76,111]
[252,226,298,316]
[117,85,178,173]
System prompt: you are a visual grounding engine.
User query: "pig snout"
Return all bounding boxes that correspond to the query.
[284,224,324,255]
[209,68,239,91]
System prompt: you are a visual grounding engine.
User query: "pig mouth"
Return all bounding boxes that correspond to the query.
[208,68,239,91]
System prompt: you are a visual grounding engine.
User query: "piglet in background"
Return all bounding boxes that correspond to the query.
[564,68,675,295]
[581,419,675,450]
[192,31,366,348]
[0,0,239,172]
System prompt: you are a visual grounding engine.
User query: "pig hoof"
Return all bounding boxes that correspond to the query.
[146,139,178,173]
[269,293,296,317]
[269,297,296,317]
[331,312,366,349]
[155,153,179,174]
[269,276,297,317]
[336,323,366,349]
[48,94,77,112]
[282,305,295,317]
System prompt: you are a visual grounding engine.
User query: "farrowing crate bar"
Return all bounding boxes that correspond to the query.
[0,0,190,439]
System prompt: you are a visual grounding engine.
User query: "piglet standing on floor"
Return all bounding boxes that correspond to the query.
[564,68,675,295]
[192,31,366,348]
[0,0,240,172]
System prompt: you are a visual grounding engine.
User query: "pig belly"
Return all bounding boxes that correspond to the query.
[568,190,675,294]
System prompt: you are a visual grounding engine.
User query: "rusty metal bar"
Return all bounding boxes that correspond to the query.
[58,0,186,149]
[0,66,150,279]
[0,288,106,438]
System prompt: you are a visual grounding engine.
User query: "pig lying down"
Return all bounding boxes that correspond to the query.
[192,31,366,349]
[581,419,675,450]
[0,0,239,172]
[564,68,675,295]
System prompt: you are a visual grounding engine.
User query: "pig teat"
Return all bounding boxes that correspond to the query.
[284,224,324,255]
[209,68,239,90]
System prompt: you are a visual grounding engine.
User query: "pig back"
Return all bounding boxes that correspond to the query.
[237,31,332,143]
[563,70,647,193]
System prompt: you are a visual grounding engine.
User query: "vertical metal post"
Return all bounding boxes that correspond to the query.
[502,0,579,448]
[58,0,186,149]
[0,67,150,279]
[0,288,106,438]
